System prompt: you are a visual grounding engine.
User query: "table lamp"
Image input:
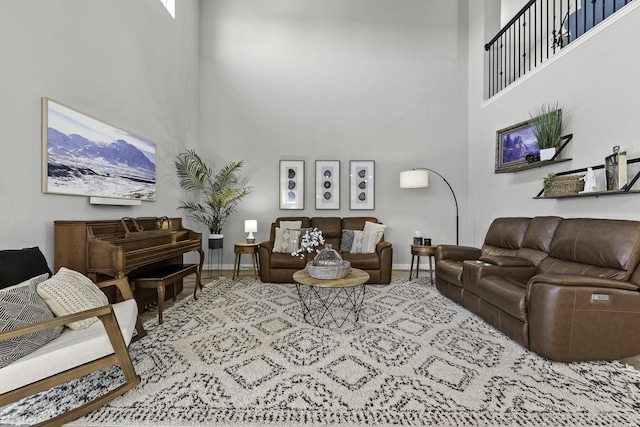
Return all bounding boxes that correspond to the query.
[245,220,257,243]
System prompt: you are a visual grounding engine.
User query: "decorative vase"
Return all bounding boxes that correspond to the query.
[209,233,223,249]
[313,244,343,266]
[540,147,556,161]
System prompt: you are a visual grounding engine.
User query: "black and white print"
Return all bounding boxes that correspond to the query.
[279,160,304,209]
[350,160,375,209]
[315,160,340,209]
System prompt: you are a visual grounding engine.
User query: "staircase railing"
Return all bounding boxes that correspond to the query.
[485,0,634,98]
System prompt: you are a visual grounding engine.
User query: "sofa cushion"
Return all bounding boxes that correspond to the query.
[484,217,531,250]
[37,268,109,330]
[342,217,378,231]
[342,252,380,270]
[0,247,52,289]
[0,283,64,369]
[311,217,342,238]
[521,216,562,252]
[0,298,137,394]
[270,252,307,269]
[435,260,464,287]
[547,218,640,280]
[273,228,300,253]
[477,276,528,322]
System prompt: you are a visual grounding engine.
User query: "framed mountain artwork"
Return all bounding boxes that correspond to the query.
[42,97,156,201]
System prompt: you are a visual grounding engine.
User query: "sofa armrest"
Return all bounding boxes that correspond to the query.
[435,245,481,262]
[527,274,640,293]
[526,275,640,361]
[463,260,537,295]
[480,255,533,267]
[96,277,134,301]
[95,277,146,340]
[375,240,392,254]
[0,305,114,342]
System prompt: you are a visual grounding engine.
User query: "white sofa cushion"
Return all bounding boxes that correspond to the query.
[0,299,138,394]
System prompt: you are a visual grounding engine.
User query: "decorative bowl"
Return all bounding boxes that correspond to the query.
[306,261,351,280]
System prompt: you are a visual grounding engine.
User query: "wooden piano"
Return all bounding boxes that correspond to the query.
[54,217,204,312]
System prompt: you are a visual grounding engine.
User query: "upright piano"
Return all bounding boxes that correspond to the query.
[54,217,204,310]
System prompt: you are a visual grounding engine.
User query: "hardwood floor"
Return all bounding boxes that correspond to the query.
[137,269,640,371]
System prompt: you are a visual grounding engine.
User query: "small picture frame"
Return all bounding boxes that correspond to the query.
[315,160,340,209]
[279,160,304,209]
[350,160,374,210]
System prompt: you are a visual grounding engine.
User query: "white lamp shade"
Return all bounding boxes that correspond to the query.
[244,220,258,233]
[400,169,429,188]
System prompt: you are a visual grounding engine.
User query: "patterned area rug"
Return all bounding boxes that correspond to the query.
[2,276,640,426]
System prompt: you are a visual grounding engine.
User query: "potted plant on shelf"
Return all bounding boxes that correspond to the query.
[175,149,252,249]
[530,101,562,161]
[543,172,556,197]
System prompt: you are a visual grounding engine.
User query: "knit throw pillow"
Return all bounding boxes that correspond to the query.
[37,268,108,330]
[350,230,380,254]
[273,228,301,254]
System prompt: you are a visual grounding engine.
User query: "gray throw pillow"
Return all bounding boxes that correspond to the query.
[0,283,63,368]
[340,230,355,253]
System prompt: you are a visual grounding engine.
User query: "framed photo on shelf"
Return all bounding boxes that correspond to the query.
[279,160,304,209]
[605,147,628,191]
[350,160,374,210]
[315,160,340,209]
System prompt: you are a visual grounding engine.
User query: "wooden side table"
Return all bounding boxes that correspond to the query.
[232,242,260,280]
[410,244,436,281]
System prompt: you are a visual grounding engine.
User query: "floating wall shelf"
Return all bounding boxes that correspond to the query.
[534,157,640,199]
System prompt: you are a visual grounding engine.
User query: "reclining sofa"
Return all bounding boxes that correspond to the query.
[435,216,640,362]
[258,216,393,284]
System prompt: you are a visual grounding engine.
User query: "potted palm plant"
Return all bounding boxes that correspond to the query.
[175,149,252,249]
[530,102,562,161]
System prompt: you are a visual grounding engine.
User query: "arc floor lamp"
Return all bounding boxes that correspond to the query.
[400,168,459,245]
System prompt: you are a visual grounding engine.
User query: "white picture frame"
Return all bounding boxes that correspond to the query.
[279,160,304,209]
[315,160,340,209]
[350,160,374,210]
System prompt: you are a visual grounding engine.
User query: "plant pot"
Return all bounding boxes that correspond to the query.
[540,147,556,161]
[209,234,223,249]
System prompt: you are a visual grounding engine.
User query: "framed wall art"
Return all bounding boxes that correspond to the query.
[42,97,157,201]
[279,160,304,209]
[495,118,539,172]
[350,160,374,210]
[315,160,340,209]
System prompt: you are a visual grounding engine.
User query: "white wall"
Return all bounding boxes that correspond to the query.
[0,0,200,264]
[467,1,640,246]
[199,0,470,267]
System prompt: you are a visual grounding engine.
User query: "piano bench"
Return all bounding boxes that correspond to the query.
[131,263,199,324]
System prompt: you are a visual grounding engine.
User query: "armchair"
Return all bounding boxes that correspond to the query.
[0,277,145,426]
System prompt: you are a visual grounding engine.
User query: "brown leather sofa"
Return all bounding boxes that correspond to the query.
[258,216,393,284]
[435,216,640,362]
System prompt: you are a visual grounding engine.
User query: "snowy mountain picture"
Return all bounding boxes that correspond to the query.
[43,98,156,201]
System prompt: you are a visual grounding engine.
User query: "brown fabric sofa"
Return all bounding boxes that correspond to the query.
[258,216,393,284]
[435,216,640,362]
